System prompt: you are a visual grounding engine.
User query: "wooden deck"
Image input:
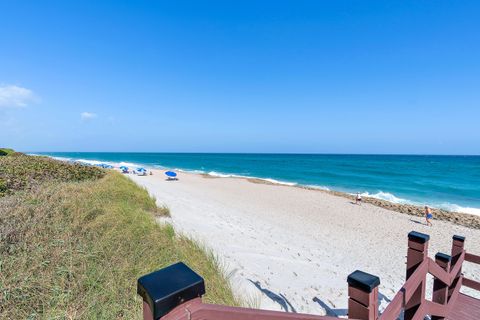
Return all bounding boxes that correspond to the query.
[447,293,480,320]
[137,232,480,320]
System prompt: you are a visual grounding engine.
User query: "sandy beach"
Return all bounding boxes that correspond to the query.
[130,170,480,316]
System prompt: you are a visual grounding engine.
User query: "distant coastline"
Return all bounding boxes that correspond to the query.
[32,152,480,219]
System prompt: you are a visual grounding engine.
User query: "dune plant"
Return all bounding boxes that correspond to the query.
[0,155,238,318]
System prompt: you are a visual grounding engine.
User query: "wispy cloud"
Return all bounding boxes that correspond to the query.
[80,112,98,121]
[0,85,38,108]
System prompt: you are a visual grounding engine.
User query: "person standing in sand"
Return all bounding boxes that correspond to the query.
[355,193,362,205]
[425,206,433,226]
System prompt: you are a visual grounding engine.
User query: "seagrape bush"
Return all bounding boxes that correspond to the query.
[0,153,105,197]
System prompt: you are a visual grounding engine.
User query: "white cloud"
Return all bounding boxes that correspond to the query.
[0,85,37,108]
[80,112,98,121]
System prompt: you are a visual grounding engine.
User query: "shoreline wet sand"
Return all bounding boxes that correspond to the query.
[208,173,480,230]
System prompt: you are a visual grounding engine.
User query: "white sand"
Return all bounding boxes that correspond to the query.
[129,170,480,316]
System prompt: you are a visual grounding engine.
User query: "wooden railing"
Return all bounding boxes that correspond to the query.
[137,232,480,320]
[379,233,480,320]
[379,232,465,320]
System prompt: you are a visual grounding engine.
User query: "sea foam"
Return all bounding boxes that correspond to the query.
[360,191,413,205]
[436,203,480,216]
[359,190,480,216]
[32,153,480,216]
[206,171,297,186]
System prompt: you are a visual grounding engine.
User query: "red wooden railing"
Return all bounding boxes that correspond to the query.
[137,232,480,320]
[378,233,476,320]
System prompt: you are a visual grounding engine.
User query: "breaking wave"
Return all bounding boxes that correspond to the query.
[360,191,480,216]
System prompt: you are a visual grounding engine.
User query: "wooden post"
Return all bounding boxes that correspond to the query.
[404,231,429,320]
[137,262,206,320]
[347,270,380,320]
[143,301,154,320]
[432,253,451,320]
[449,235,465,300]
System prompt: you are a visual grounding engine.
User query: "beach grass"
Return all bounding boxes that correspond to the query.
[0,154,238,318]
[154,204,171,217]
[0,148,16,156]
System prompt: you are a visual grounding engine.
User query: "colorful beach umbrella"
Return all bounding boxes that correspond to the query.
[137,167,146,172]
[165,171,177,177]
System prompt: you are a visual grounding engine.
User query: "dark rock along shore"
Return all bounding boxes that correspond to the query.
[326,189,480,230]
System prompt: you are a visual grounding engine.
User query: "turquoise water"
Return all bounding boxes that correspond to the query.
[36,152,480,214]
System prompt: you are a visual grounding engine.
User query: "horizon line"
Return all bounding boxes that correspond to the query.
[28,151,480,157]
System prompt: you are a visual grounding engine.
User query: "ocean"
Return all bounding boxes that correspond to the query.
[35,152,480,215]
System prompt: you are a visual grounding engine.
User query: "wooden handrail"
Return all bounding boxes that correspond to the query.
[403,259,428,303]
[378,292,404,320]
[465,252,480,264]
[194,302,341,320]
[428,258,451,284]
[162,298,342,320]
[427,251,465,286]
[463,277,480,291]
[379,262,464,320]
[380,247,471,320]
[423,301,447,318]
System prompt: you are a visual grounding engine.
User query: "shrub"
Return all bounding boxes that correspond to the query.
[0,172,238,318]
[0,154,105,196]
[0,155,238,318]
[0,148,15,156]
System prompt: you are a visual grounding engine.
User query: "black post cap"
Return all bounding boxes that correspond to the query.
[453,235,465,242]
[137,262,205,320]
[435,252,452,263]
[408,231,430,243]
[347,270,380,293]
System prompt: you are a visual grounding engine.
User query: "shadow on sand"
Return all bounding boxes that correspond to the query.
[247,279,297,312]
[312,290,392,318]
[409,219,425,225]
[312,297,347,317]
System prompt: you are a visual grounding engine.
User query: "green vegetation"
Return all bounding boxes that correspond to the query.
[0,154,105,197]
[0,148,15,156]
[0,154,238,318]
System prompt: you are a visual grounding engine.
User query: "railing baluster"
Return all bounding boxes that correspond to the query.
[432,253,451,320]
[404,231,429,320]
[449,235,465,301]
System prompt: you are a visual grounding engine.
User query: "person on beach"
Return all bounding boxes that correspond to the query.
[355,193,362,205]
[425,206,433,226]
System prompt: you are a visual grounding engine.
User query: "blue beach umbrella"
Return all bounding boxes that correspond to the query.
[165,171,177,177]
[137,167,146,172]
[120,166,128,171]
[104,164,114,169]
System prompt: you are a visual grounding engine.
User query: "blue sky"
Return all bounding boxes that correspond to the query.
[1,1,479,154]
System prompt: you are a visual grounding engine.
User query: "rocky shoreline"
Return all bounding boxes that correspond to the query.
[200,173,480,230]
[324,189,480,230]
